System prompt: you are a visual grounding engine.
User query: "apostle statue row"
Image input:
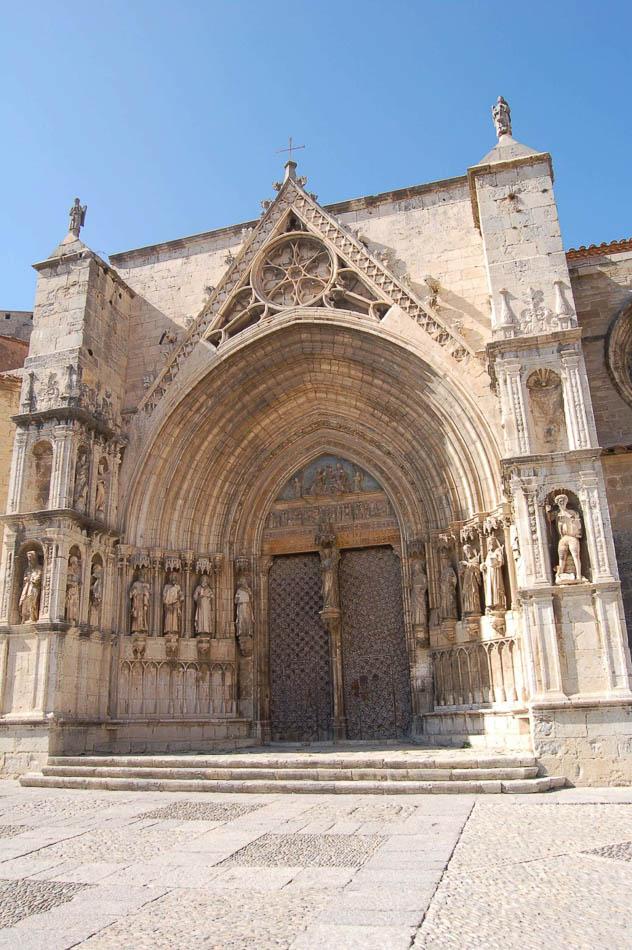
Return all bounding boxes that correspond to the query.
[127,568,254,651]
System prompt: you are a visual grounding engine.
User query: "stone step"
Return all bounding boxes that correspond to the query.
[19,772,566,795]
[46,753,538,771]
[39,764,540,782]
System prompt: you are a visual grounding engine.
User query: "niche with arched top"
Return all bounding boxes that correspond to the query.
[526,369,568,454]
[88,554,104,627]
[95,457,109,520]
[14,542,44,624]
[30,441,53,510]
[544,488,591,583]
[73,446,90,513]
[65,547,82,626]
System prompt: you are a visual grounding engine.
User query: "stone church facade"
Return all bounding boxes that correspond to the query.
[2,99,632,785]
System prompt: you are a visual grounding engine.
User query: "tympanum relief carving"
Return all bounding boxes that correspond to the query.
[264,456,397,553]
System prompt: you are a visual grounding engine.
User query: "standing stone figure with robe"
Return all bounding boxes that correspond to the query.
[235,579,254,639]
[482,536,507,611]
[19,551,42,623]
[163,573,184,635]
[65,555,81,625]
[193,573,214,635]
[130,574,150,633]
[410,558,428,631]
[439,562,458,620]
[459,544,482,616]
[89,562,103,626]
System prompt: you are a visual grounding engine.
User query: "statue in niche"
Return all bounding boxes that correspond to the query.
[19,551,42,623]
[459,544,482,616]
[439,561,458,620]
[353,468,364,493]
[235,578,254,640]
[65,555,82,625]
[163,573,184,634]
[492,95,511,137]
[551,493,584,582]
[130,573,150,633]
[193,574,214,635]
[73,451,89,512]
[89,562,103,626]
[410,558,428,631]
[482,537,507,611]
[95,460,107,519]
[292,476,302,499]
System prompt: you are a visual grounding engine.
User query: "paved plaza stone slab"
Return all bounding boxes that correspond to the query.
[219,831,385,867]
[0,781,631,948]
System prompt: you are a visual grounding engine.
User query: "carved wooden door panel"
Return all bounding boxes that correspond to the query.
[340,546,412,739]
[269,553,332,741]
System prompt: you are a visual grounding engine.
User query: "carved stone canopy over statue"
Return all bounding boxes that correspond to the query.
[65,555,81,625]
[193,573,214,635]
[551,493,584,582]
[459,543,482,616]
[492,96,512,138]
[130,573,150,634]
[69,198,87,237]
[481,536,507,611]
[163,573,184,634]
[19,550,42,624]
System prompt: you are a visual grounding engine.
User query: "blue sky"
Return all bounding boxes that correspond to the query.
[2,0,631,307]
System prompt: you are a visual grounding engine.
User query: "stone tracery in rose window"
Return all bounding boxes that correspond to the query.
[207,226,390,346]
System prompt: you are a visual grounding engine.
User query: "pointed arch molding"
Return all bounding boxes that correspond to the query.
[138,176,474,417]
[122,320,501,552]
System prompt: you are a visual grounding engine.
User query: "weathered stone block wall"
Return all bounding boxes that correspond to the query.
[0,378,21,515]
[571,250,632,446]
[571,249,632,639]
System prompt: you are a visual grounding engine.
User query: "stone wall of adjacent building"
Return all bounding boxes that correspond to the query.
[571,247,632,639]
[0,334,28,515]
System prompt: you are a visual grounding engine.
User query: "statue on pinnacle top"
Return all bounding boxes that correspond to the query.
[68,198,87,237]
[492,96,512,138]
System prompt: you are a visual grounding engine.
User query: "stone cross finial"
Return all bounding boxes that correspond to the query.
[68,198,87,237]
[492,96,512,138]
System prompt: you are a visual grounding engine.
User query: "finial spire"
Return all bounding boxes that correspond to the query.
[68,197,87,237]
[491,96,512,139]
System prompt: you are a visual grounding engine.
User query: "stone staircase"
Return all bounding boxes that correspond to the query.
[19,745,566,794]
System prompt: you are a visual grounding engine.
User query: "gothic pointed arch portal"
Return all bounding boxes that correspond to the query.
[264,455,412,741]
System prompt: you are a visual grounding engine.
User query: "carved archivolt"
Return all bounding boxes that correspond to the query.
[606,302,632,409]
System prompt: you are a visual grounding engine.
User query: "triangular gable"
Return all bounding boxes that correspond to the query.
[139,169,472,415]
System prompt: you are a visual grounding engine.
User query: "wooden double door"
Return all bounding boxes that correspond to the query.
[268,546,412,741]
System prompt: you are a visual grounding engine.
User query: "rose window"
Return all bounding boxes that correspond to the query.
[253,233,335,308]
